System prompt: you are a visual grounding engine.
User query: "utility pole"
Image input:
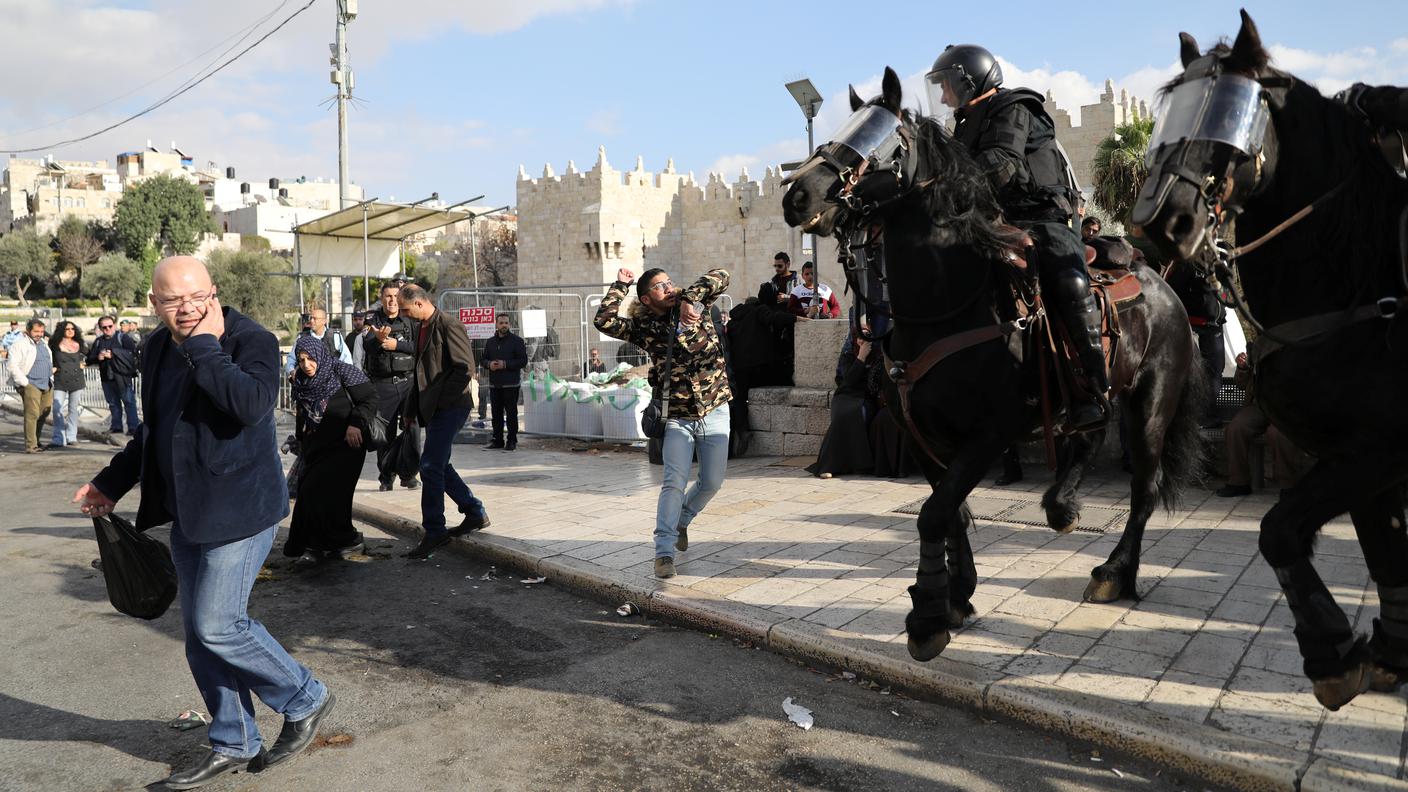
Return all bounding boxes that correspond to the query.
[332,0,356,210]
[332,0,357,321]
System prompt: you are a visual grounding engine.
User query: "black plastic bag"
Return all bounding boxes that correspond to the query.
[92,513,177,620]
[392,425,422,479]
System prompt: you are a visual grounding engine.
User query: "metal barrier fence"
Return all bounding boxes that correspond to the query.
[439,284,735,386]
[72,365,297,420]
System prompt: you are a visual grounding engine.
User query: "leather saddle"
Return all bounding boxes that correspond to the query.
[1004,230,1143,394]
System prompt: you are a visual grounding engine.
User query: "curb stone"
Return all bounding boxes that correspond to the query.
[0,398,124,446]
[351,498,1408,792]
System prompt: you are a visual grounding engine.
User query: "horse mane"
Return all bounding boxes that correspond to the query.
[907,112,1026,261]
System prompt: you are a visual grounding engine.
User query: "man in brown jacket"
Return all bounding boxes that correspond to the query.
[399,284,490,559]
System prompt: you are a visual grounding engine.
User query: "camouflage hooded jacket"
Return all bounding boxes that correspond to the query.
[593,269,732,420]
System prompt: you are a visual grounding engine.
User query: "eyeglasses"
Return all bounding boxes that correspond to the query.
[98,324,114,330]
[647,281,674,293]
[154,291,212,311]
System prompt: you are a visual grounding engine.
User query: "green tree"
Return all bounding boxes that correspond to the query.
[1090,116,1155,227]
[83,252,144,312]
[207,248,295,329]
[54,216,103,296]
[112,173,215,260]
[0,229,55,305]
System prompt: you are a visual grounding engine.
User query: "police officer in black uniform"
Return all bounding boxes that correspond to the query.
[926,44,1109,429]
[364,279,420,490]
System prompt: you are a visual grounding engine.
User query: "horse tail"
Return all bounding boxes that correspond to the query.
[1156,358,1210,512]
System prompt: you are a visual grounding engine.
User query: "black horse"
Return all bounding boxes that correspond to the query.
[1133,11,1408,710]
[781,68,1206,662]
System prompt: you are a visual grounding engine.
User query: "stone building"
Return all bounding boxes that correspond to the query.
[516,82,1147,295]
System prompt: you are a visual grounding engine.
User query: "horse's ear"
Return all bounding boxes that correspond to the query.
[881,66,902,113]
[1178,32,1200,68]
[849,85,864,112]
[1230,9,1269,70]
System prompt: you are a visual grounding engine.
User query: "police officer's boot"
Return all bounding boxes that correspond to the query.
[1051,270,1110,431]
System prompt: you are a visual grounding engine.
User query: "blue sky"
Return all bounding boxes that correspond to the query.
[1,0,1403,208]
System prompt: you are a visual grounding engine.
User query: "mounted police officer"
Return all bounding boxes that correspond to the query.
[926,44,1108,429]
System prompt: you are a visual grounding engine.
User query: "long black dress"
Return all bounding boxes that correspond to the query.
[807,356,882,477]
[286,381,379,556]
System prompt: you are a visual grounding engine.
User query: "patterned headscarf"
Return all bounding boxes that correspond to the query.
[291,334,369,428]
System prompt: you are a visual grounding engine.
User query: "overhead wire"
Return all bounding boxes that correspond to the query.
[0,0,319,155]
[0,0,291,141]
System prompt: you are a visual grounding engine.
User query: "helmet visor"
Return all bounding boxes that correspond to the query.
[831,105,904,162]
[1147,73,1270,165]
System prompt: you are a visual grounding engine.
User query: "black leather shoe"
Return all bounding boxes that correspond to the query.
[448,511,491,538]
[163,750,255,789]
[264,691,336,768]
[505,441,517,451]
[484,440,505,450]
[406,534,450,559]
[400,478,419,491]
[378,478,394,492]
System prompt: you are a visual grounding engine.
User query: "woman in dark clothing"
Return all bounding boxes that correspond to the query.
[48,320,87,447]
[286,335,379,565]
[807,333,882,478]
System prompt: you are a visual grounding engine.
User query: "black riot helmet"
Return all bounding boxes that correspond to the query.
[925,44,1003,110]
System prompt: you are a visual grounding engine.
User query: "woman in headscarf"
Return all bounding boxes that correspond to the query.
[286,335,380,565]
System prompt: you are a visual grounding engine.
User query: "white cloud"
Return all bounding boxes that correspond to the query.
[708,137,806,182]
[584,110,620,137]
[1265,43,1408,94]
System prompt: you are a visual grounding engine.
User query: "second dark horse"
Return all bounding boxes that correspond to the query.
[782,68,1207,662]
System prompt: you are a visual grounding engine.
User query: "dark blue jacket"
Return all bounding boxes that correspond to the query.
[91,307,289,543]
[479,331,527,387]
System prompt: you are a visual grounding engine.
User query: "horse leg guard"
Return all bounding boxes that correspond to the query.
[1274,562,1370,709]
[1369,584,1408,692]
[906,579,953,662]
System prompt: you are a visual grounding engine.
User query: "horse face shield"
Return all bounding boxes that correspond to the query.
[1146,73,1270,167]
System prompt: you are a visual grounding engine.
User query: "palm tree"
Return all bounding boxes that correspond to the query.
[1090,116,1154,227]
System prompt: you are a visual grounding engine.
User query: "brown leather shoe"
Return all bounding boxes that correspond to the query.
[654,557,676,579]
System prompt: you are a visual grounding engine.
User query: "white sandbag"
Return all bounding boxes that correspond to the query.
[564,383,603,439]
[599,386,650,442]
[523,371,568,435]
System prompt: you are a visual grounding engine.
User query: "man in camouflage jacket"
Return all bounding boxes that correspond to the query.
[595,266,731,579]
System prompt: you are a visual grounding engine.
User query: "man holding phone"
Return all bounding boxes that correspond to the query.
[74,256,335,787]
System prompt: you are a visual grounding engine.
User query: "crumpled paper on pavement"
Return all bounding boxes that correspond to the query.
[782,697,813,730]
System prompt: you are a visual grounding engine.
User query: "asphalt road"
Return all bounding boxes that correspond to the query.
[0,411,1207,791]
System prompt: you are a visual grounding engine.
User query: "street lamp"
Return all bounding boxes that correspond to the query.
[785,78,824,314]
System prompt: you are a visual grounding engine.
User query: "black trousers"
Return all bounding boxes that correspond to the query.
[372,376,419,482]
[490,385,520,444]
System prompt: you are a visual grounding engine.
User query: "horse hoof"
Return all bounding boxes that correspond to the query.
[948,605,973,627]
[1083,577,1125,603]
[1055,519,1078,535]
[1313,662,1372,711]
[907,631,951,662]
[1369,663,1407,694]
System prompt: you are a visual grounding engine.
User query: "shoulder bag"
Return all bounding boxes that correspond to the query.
[640,314,678,440]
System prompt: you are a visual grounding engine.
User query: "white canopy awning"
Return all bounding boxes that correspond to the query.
[292,199,478,278]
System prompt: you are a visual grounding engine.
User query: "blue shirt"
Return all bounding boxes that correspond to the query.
[27,339,51,390]
[152,340,193,518]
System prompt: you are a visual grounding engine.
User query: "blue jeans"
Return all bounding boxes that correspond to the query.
[170,524,327,759]
[419,405,485,537]
[656,404,730,558]
[50,389,81,445]
[101,378,138,433]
